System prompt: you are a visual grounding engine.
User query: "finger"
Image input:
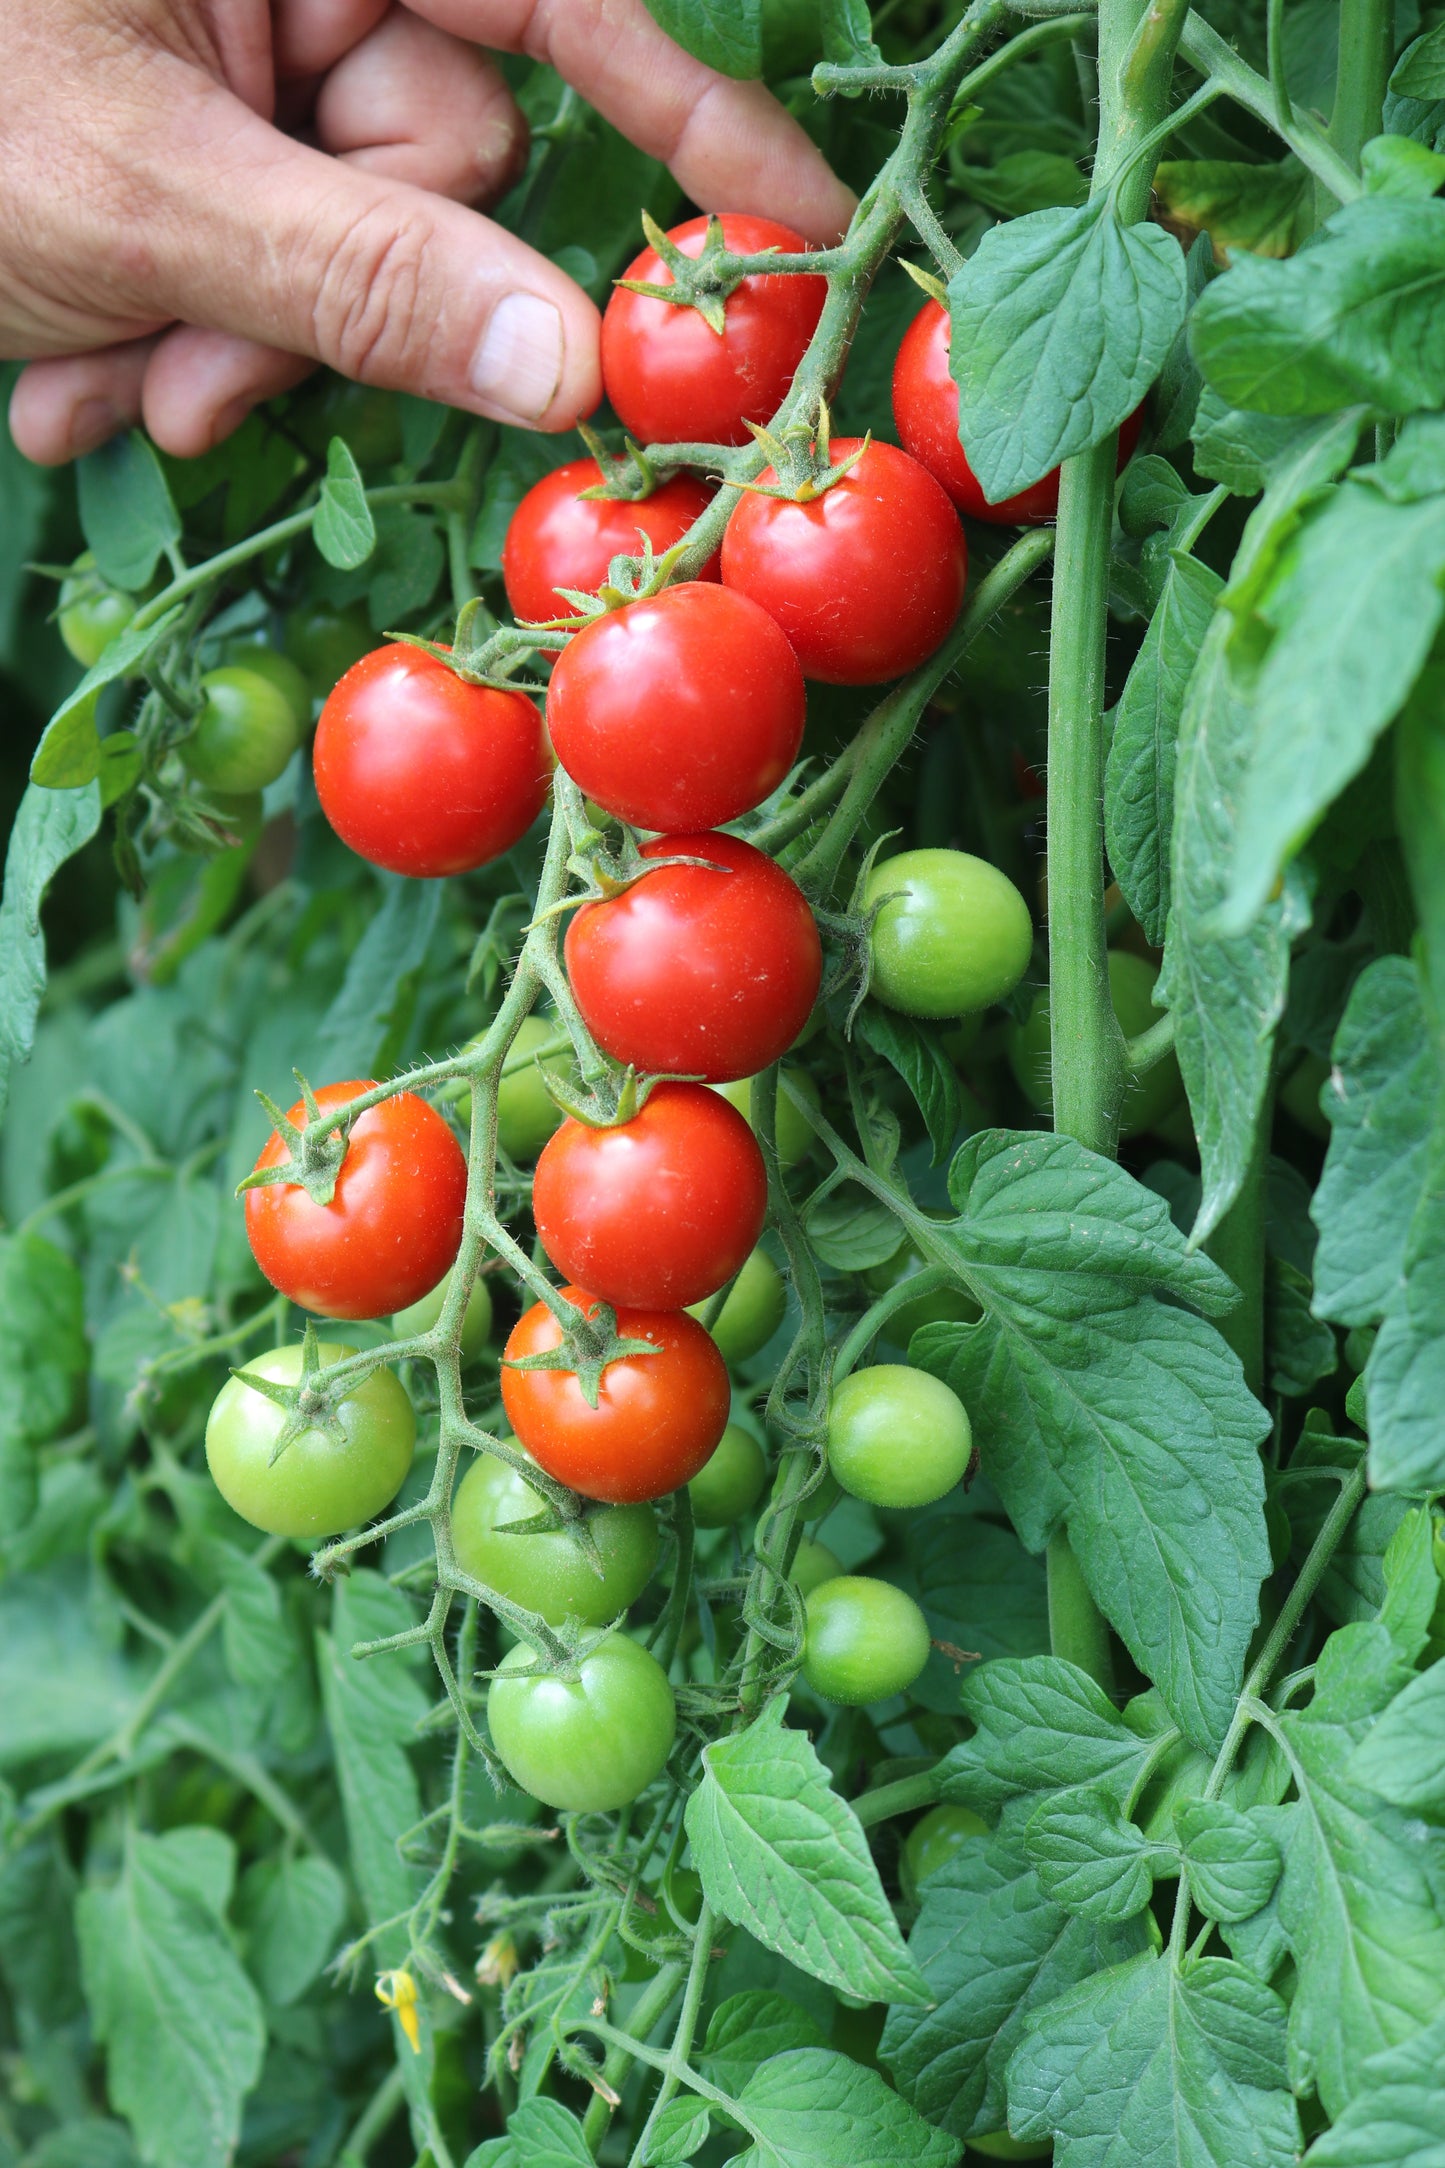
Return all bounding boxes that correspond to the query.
[9,339,158,465]
[140,329,316,460]
[412,0,857,244]
[272,0,391,80]
[316,8,527,204]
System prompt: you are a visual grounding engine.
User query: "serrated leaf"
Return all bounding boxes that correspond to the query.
[733,2048,961,2168]
[1105,551,1222,946]
[914,1132,1270,1748]
[77,1828,265,2168]
[1176,1801,1282,1923]
[938,1656,1156,1817]
[1007,1951,1300,2167]
[0,780,103,1124]
[1024,1785,1161,1922]
[903,1517,1048,1714]
[946,199,1187,501]
[236,1853,347,2006]
[1302,2006,1445,2164]
[77,431,181,590]
[313,438,376,569]
[684,1699,928,2004]
[803,1178,906,1270]
[880,1830,1148,2142]
[820,0,882,70]
[1350,1659,1445,1810]
[701,1991,829,2096]
[855,1005,964,1165]
[641,0,762,77]
[504,2100,594,2165]
[1267,1256,1337,1397]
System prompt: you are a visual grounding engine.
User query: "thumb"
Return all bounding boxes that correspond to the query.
[132,75,602,429]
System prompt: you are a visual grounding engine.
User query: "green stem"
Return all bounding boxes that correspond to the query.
[580,1961,685,2153]
[1327,0,1391,170]
[1177,13,1362,202]
[336,2063,407,2167]
[1047,1532,1116,1692]
[623,1902,718,2168]
[853,1767,942,1828]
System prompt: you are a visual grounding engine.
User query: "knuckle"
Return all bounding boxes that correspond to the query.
[306,199,436,382]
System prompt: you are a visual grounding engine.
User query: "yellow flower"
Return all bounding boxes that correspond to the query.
[375,1968,421,2052]
[475,1933,520,1990]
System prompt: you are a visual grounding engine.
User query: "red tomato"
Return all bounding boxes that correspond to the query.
[313,645,548,878]
[545,583,805,831]
[601,214,826,448]
[502,458,719,623]
[721,438,967,684]
[502,1287,730,1503]
[245,1080,467,1319]
[564,830,821,1082]
[532,1081,767,1309]
[892,299,1145,524]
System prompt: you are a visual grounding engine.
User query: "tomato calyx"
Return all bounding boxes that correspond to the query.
[237,1071,352,1208]
[387,605,557,693]
[518,530,695,630]
[572,422,674,504]
[612,210,765,336]
[501,1293,661,1411]
[734,402,871,505]
[230,1324,351,1463]
[899,257,948,306]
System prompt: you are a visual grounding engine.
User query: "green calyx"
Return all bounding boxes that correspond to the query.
[235,1071,351,1207]
[232,1324,349,1464]
[612,210,760,336]
[735,402,870,504]
[502,1293,662,1410]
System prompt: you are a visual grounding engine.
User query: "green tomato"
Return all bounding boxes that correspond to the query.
[801,1575,931,1705]
[487,1633,676,1811]
[492,1017,568,1161]
[283,602,374,695]
[208,791,265,842]
[392,1266,493,1359]
[221,639,312,730]
[688,1422,768,1527]
[205,1342,415,1539]
[903,1803,988,1891]
[712,1067,818,1168]
[791,1538,844,1597]
[828,1364,972,1509]
[1009,950,1183,1138]
[57,553,137,669]
[180,667,300,793]
[452,1449,658,1625]
[688,1249,785,1363]
[863,849,1033,1019]
[969,2133,1053,2160]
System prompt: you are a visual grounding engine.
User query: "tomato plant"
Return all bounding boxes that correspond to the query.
[501,457,719,621]
[178,665,300,793]
[450,1448,659,1625]
[205,1342,416,1538]
[486,1634,676,1811]
[56,551,137,667]
[801,1574,932,1704]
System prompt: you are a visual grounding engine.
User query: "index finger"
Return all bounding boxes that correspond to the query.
[410,0,857,245]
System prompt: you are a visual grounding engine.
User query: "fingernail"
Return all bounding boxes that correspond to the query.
[469,293,564,423]
[70,397,126,456]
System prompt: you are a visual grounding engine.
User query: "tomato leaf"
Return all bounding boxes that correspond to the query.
[701,1992,830,2096]
[1190,387,1323,495]
[734,2049,960,2168]
[1391,25,1445,100]
[1006,1951,1300,2166]
[311,873,444,1081]
[1349,1659,1445,1812]
[821,0,883,71]
[901,1517,1048,1713]
[318,1573,428,1964]
[0,780,103,1124]
[314,438,376,569]
[1301,2008,1445,2164]
[235,1854,347,2007]
[1176,1801,1283,1924]
[945,198,1187,502]
[1023,1784,1165,1924]
[640,0,762,79]
[77,430,181,591]
[30,603,184,788]
[1154,158,1312,259]
[938,1656,1159,1818]
[854,1004,963,1164]
[684,1698,929,2005]
[643,2098,714,2164]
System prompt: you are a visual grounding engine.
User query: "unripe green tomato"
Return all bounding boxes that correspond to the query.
[205,1342,415,1538]
[58,553,137,668]
[801,1575,931,1704]
[903,1803,988,1891]
[688,1249,785,1363]
[487,1633,676,1811]
[1010,950,1183,1138]
[688,1422,768,1527]
[492,1017,568,1161]
[860,1214,980,1346]
[451,1449,658,1625]
[392,1266,493,1358]
[221,639,312,730]
[969,2133,1053,2160]
[180,667,301,792]
[791,1538,844,1596]
[208,791,265,842]
[828,1364,972,1509]
[712,1067,819,1168]
[283,602,374,696]
[863,849,1033,1019]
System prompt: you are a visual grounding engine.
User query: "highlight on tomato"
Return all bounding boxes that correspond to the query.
[501,458,718,623]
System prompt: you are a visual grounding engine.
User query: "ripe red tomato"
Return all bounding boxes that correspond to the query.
[546,583,805,831]
[601,214,826,448]
[245,1080,467,1319]
[721,438,967,684]
[502,459,720,623]
[502,1287,730,1503]
[313,645,548,877]
[564,831,822,1082]
[532,1081,767,1309]
[892,299,1145,524]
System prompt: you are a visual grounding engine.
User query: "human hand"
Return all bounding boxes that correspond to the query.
[5,0,854,465]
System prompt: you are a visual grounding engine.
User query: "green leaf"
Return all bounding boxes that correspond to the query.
[1105,551,1222,947]
[1391,25,1445,98]
[1350,1659,1445,1810]
[317,1573,427,1963]
[946,199,1187,501]
[313,438,375,569]
[77,1827,265,2168]
[1378,1505,1440,1664]
[1190,196,1445,417]
[915,1132,1270,1748]
[0,1231,86,1450]
[952,151,1086,218]
[0,1839,82,2028]
[0,782,102,1122]
[1007,1951,1300,2167]
[1302,2006,1445,2164]
[880,1830,1149,2142]
[311,874,444,1080]
[733,2048,961,2168]
[1362,133,1445,198]
[504,2101,594,2165]
[701,1992,830,2096]
[1023,1784,1161,1922]
[30,606,183,789]
[1267,1257,1337,1397]
[684,1698,929,2004]
[855,1005,963,1164]
[643,2098,711,2164]
[938,1656,1158,1817]
[820,0,882,70]
[1189,388,1321,496]
[1360,1125,1445,1491]
[1176,1800,1282,1923]
[641,0,762,77]
[1313,957,1438,1325]
[25,2119,139,2168]
[77,432,181,590]
[903,1517,1049,1714]
[1154,159,1312,258]
[236,1853,347,2006]
[803,1178,906,1270]
[0,1569,146,1768]
[367,505,445,627]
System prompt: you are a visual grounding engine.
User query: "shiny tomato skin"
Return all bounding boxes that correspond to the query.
[601,214,826,447]
[532,1082,767,1310]
[245,1080,468,1320]
[721,438,967,684]
[313,644,548,877]
[564,831,822,1083]
[545,582,805,831]
[501,1287,730,1503]
[502,458,718,622]
[892,299,1144,524]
